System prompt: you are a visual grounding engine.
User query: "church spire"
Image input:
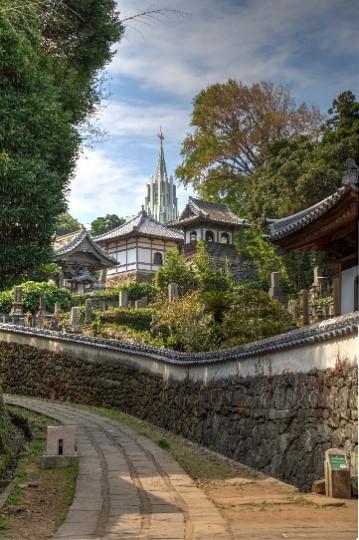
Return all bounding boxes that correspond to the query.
[144,131,178,224]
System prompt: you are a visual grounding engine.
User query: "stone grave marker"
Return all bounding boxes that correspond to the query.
[168,283,179,302]
[119,290,129,308]
[324,448,351,499]
[43,425,78,468]
[10,286,24,324]
[135,297,148,309]
[84,298,92,324]
[70,306,80,332]
[269,272,284,303]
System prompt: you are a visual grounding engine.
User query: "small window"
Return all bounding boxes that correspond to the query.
[58,438,64,456]
[205,230,215,243]
[354,275,359,311]
[190,231,197,243]
[221,232,229,244]
[153,252,163,265]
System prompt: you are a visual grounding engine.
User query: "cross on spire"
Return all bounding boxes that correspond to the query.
[158,127,164,147]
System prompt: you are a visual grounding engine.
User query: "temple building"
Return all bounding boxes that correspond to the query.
[267,159,359,315]
[94,209,183,285]
[144,131,178,223]
[53,228,116,293]
[170,197,255,281]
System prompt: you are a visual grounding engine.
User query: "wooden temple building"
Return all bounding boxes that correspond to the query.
[53,228,116,293]
[267,159,359,315]
[94,209,183,285]
[169,197,256,281]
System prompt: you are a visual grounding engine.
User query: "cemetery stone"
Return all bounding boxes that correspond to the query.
[43,425,78,468]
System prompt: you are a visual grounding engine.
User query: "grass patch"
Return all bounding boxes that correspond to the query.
[0,515,8,532]
[77,404,235,482]
[5,484,21,508]
[157,438,170,449]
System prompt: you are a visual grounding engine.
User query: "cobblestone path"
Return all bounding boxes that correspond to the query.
[5,396,231,540]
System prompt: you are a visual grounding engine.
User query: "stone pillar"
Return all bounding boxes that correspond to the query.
[302,290,310,326]
[332,276,341,316]
[70,307,80,332]
[54,302,62,316]
[84,299,92,324]
[313,266,320,287]
[269,272,284,303]
[119,290,128,308]
[168,283,179,302]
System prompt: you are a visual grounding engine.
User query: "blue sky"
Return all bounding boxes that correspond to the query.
[68,0,359,224]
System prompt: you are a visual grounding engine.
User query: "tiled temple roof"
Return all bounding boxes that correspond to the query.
[0,312,357,365]
[170,197,248,228]
[94,210,183,242]
[53,228,116,266]
[267,159,359,242]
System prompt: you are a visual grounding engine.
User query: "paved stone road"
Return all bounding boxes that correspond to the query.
[5,396,231,540]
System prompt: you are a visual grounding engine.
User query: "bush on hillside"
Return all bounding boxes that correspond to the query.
[72,282,154,306]
[222,289,291,347]
[0,281,72,314]
[153,248,198,296]
[96,307,157,332]
[152,291,217,352]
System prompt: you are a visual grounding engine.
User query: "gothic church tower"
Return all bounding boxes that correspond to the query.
[144,131,178,224]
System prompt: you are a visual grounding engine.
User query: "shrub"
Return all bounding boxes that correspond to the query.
[191,241,232,291]
[222,289,291,347]
[0,281,72,314]
[201,290,231,323]
[153,248,198,296]
[71,282,154,306]
[96,308,157,332]
[152,291,217,352]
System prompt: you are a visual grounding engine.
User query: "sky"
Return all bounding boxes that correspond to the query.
[68,0,359,224]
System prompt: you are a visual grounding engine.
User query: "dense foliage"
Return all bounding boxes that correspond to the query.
[54,213,81,236]
[152,291,217,352]
[153,248,198,295]
[96,308,157,332]
[0,282,72,314]
[222,290,292,347]
[90,214,125,236]
[176,80,322,211]
[0,1,123,288]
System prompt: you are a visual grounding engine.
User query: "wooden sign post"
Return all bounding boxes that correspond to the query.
[324,448,351,499]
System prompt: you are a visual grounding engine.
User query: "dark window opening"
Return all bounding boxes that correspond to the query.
[205,231,215,243]
[190,231,197,243]
[153,252,163,265]
[58,438,64,456]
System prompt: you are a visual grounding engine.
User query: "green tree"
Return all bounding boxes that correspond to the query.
[0,1,123,288]
[191,241,232,291]
[55,213,81,236]
[176,80,322,214]
[90,214,125,236]
[246,91,359,224]
[153,248,198,295]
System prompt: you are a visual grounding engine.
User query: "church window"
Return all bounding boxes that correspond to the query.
[221,232,230,244]
[190,231,197,243]
[153,252,163,265]
[205,230,215,243]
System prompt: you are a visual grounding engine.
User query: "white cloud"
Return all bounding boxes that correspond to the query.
[111,0,353,98]
[98,101,190,141]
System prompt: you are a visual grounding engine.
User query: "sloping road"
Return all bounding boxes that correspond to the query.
[5,396,231,540]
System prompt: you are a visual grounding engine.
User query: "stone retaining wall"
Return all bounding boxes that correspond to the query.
[0,338,356,490]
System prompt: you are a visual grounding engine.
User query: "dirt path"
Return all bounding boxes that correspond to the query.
[5,396,357,540]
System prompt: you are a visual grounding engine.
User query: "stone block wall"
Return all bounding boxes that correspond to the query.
[0,340,356,490]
